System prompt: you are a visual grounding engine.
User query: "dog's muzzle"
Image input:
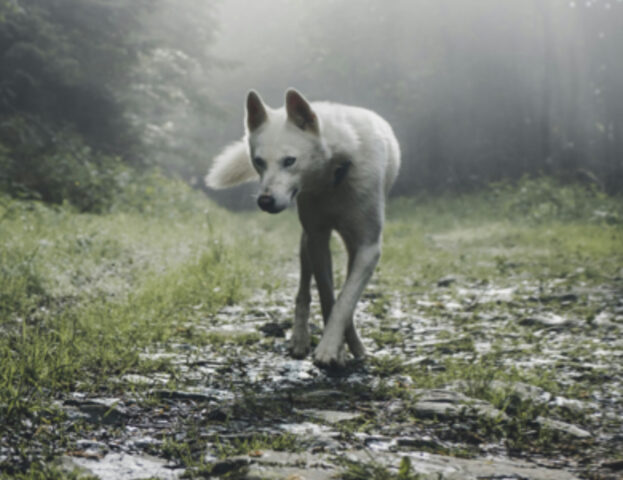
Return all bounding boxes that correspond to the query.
[257,194,284,214]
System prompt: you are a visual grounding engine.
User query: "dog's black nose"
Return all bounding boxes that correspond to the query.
[257,194,276,212]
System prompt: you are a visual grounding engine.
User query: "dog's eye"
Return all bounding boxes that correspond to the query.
[283,156,296,168]
[253,157,266,169]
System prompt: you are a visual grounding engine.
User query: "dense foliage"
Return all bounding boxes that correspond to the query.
[0,0,217,211]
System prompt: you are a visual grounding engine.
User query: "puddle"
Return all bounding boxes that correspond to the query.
[66,453,183,480]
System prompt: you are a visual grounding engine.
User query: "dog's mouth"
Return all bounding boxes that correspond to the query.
[257,189,298,214]
[264,205,285,214]
[258,202,286,214]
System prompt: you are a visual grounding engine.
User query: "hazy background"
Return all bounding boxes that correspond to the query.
[1,0,621,211]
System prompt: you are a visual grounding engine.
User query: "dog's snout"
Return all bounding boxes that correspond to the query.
[257,194,276,212]
[257,194,286,214]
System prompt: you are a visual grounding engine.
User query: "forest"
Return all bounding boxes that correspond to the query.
[1,0,622,209]
[0,1,622,479]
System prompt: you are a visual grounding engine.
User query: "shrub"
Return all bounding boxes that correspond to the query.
[0,121,126,212]
[111,168,205,216]
[490,176,621,224]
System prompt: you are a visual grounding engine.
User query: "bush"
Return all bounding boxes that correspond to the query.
[0,115,207,215]
[0,120,126,212]
[111,168,206,216]
[491,176,621,224]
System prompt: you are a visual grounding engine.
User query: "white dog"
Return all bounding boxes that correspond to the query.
[206,89,400,369]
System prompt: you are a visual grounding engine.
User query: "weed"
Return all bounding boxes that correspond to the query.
[370,355,408,377]
[338,456,422,480]
[215,433,301,458]
[369,329,404,349]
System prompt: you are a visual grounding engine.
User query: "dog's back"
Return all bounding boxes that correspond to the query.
[311,102,401,197]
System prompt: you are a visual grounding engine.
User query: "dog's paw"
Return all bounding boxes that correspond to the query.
[289,341,311,359]
[289,331,311,359]
[347,339,366,359]
[313,340,347,370]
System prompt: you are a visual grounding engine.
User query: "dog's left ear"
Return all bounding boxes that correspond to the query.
[246,90,268,133]
[286,89,319,134]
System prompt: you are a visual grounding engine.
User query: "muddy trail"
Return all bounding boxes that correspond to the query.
[6,251,613,480]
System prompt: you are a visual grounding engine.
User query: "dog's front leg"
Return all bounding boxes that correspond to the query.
[290,233,312,358]
[304,231,350,365]
[314,241,380,369]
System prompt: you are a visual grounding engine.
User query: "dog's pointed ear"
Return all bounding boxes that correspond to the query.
[286,89,319,134]
[246,90,268,133]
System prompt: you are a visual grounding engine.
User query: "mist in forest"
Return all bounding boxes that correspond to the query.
[207,0,623,201]
[1,0,621,210]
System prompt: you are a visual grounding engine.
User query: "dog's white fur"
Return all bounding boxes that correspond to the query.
[206,89,400,369]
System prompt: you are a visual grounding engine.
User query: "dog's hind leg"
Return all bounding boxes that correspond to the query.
[290,232,313,358]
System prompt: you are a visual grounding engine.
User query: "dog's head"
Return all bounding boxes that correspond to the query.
[246,89,329,214]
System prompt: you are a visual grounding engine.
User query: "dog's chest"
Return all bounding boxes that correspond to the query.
[296,188,361,233]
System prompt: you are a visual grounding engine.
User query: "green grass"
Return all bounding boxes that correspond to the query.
[0,180,295,433]
[0,465,98,480]
[383,203,622,290]
[1,175,622,476]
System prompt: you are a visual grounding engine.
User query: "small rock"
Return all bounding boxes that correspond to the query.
[298,409,362,424]
[247,465,334,479]
[437,275,457,288]
[413,400,460,420]
[128,436,161,450]
[120,373,170,386]
[602,459,623,471]
[151,389,217,402]
[294,389,347,403]
[520,313,573,329]
[206,407,229,421]
[551,395,592,413]
[258,321,292,337]
[63,398,128,425]
[535,293,579,303]
[412,390,508,422]
[342,449,580,480]
[224,451,338,480]
[489,380,553,404]
[536,416,592,439]
[209,457,250,476]
[396,436,443,450]
[64,453,183,480]
[278,421,338,438]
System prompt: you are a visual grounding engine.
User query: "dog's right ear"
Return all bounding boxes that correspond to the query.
[246,90,268,133]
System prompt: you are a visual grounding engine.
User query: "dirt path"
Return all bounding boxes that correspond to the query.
[54,253,623,480]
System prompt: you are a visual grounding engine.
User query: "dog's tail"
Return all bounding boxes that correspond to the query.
[205,140,257,189]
